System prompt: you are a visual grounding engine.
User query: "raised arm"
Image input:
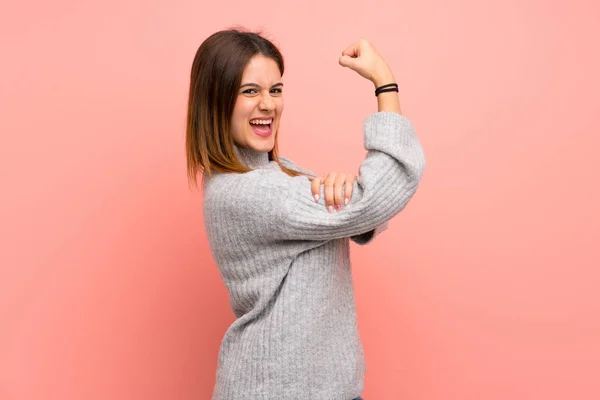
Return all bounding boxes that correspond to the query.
[212,40,426,243]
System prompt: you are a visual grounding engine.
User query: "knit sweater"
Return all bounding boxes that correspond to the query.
[202,111,426,400]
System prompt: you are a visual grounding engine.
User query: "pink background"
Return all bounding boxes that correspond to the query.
[1,1,599,399]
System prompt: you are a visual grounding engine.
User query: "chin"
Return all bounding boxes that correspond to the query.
[248,136,275,153]
[255,141,274,153]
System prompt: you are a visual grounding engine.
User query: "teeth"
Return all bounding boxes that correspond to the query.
[250,119,272,125]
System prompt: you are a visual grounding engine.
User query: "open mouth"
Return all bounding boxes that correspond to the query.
[249,119,273,137]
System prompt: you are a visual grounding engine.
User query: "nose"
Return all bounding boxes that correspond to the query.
[259,92,275,112]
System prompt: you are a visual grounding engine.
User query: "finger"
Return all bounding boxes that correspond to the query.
[311,177,322,202]
[334,173,346,211]
[323,173,337,213]
[339,42,360,68]
[344,175,355,205]
[341,42,360,58]
[338,54,357,69]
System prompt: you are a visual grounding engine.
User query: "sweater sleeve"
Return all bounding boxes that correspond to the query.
[277,156,390,246]
[226,112,425,243]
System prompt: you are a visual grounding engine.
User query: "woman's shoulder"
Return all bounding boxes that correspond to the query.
[203,155,317,201]
[203,167,288,204]
[202,168,297,225]
[205,158,310,187]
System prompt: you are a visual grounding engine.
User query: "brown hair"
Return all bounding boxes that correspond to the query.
[185,27,307,189]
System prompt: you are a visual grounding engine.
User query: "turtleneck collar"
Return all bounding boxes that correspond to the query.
[233,144,271,169]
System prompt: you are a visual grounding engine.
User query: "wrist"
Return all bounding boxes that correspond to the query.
[372,71,396,88]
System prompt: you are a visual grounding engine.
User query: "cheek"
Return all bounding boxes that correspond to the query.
[232,101,251,128]
[231,112,246,141]
[233,97,252,117]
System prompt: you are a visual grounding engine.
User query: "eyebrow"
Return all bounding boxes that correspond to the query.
[239,82,284,89]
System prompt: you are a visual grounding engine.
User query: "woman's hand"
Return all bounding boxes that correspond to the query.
[310,172,356,213]
[338,39,396,88]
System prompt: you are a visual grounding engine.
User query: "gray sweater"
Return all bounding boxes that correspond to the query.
[202,112,426,399]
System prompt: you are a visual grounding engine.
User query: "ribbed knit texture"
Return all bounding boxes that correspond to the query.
[202,112,426,400]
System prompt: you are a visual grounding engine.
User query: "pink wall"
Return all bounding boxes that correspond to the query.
[1,1,599,399]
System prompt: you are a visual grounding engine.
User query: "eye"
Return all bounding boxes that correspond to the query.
[270,88,283,94]
[242,88,258,94]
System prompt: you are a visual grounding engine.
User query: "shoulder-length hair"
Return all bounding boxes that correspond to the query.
[185,28,306,188]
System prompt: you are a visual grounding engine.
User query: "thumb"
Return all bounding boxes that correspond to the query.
[339,54,358,69]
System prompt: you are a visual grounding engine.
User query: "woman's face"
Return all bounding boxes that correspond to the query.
[231,54,284,153]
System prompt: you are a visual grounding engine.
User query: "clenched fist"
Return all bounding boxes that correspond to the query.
[338,39,396,87]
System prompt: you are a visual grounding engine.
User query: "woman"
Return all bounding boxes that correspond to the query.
[186,28,425,400]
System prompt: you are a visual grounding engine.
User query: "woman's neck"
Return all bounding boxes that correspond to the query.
[233,144,270,169]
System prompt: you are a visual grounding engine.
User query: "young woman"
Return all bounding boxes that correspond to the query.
[186,28,425,400]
